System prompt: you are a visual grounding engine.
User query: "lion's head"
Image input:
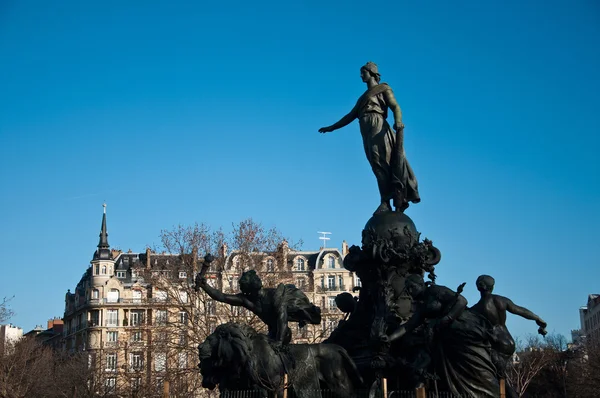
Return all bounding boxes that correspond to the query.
[197,323,259,389]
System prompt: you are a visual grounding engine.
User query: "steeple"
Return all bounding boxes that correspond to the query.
[98,203,109,249]
[93,203,112,260]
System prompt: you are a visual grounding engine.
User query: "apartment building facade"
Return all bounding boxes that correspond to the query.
[62,208,359,396]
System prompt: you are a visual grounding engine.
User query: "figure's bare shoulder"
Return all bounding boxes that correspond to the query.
[492,294,511,309]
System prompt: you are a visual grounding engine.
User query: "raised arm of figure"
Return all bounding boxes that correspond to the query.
[197,277,256,312]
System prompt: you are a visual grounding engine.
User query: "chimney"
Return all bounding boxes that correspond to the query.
[220,243,228,258]
[146,248,151,270]
[192,247,198,274]
[342,240,349,257]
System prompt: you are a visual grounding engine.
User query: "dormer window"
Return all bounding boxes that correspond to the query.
[116,271,126,278]
[266,259,275,272]
[296,258,305,271]
[328,257,335,269]
[179,271,187,279]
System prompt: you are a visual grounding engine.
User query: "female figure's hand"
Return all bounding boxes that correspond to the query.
[393,121,405,132]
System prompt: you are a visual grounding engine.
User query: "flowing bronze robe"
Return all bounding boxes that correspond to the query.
[353,84,420,209]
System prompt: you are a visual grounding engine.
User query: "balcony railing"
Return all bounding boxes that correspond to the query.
[317,285,346,293]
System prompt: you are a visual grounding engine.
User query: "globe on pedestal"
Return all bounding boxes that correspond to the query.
[362,211,418,247]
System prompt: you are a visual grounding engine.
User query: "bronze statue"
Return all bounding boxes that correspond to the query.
[195,270,321,346]
[383,275,500,397]
[319,62,420,214]
[198,323,363,398]
[469,275,547,376]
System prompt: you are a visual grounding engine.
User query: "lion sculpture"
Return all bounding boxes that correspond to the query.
[198,323,363,398]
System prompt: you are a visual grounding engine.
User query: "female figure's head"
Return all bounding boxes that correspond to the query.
[405,274,426,299]
[360,62,381,84]
[239,270,262,298]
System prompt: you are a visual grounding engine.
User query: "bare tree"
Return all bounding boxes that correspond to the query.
[566,337,600,398]
[143,218,304,397]
[0,336,97,398]
[0,296,15,324]
[506,335,554,397]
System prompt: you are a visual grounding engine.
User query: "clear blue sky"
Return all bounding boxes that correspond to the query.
[0,1,598,341]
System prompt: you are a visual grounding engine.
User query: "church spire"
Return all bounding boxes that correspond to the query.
[93,203,112,260]
[98,203,109,249]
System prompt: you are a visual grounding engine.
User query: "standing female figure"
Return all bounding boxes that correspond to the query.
[319,62,420,214]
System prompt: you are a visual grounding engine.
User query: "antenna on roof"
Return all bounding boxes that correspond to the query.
[317,232,332,248]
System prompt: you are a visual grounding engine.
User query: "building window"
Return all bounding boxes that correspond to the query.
[130,352,144,371]
[178,352,187,369]
[354,275,362,288]
[320,276,325,289]
[106,353,117,372]
[95,264,100,275]
[206,300,216,316]
[105,377,116,392]
[92,289,99,300]
[179,311,188,324]
[208,321,217,334]
[328,257,335,269]
[179,290,188,303]
[338,276,344,290]
[131,331,142,343]
[131,377,141,391]
[328,296,337,310]
[156,310,168,325]
[179,271,187,279]
[107,331,118,342]
[132,290,142,304]
[106,310,118,327]
[296,258,305,271]
[90,310,100,326]
[327,318,337,331]
[266,258,275,272]
[327,275,335,289]
[116,271,126,278]
[107,289,120,303]
[154,289,167,302]
[231,304,243,316]
[155,331,168,342]
[131,310,145,326]
[155,352,166,372]
[179,332,187,345]
[160,270,171,278]
[101,265,107,275]
[296,278,306,289]
[132,269,139,278]
[297,323,308,338]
